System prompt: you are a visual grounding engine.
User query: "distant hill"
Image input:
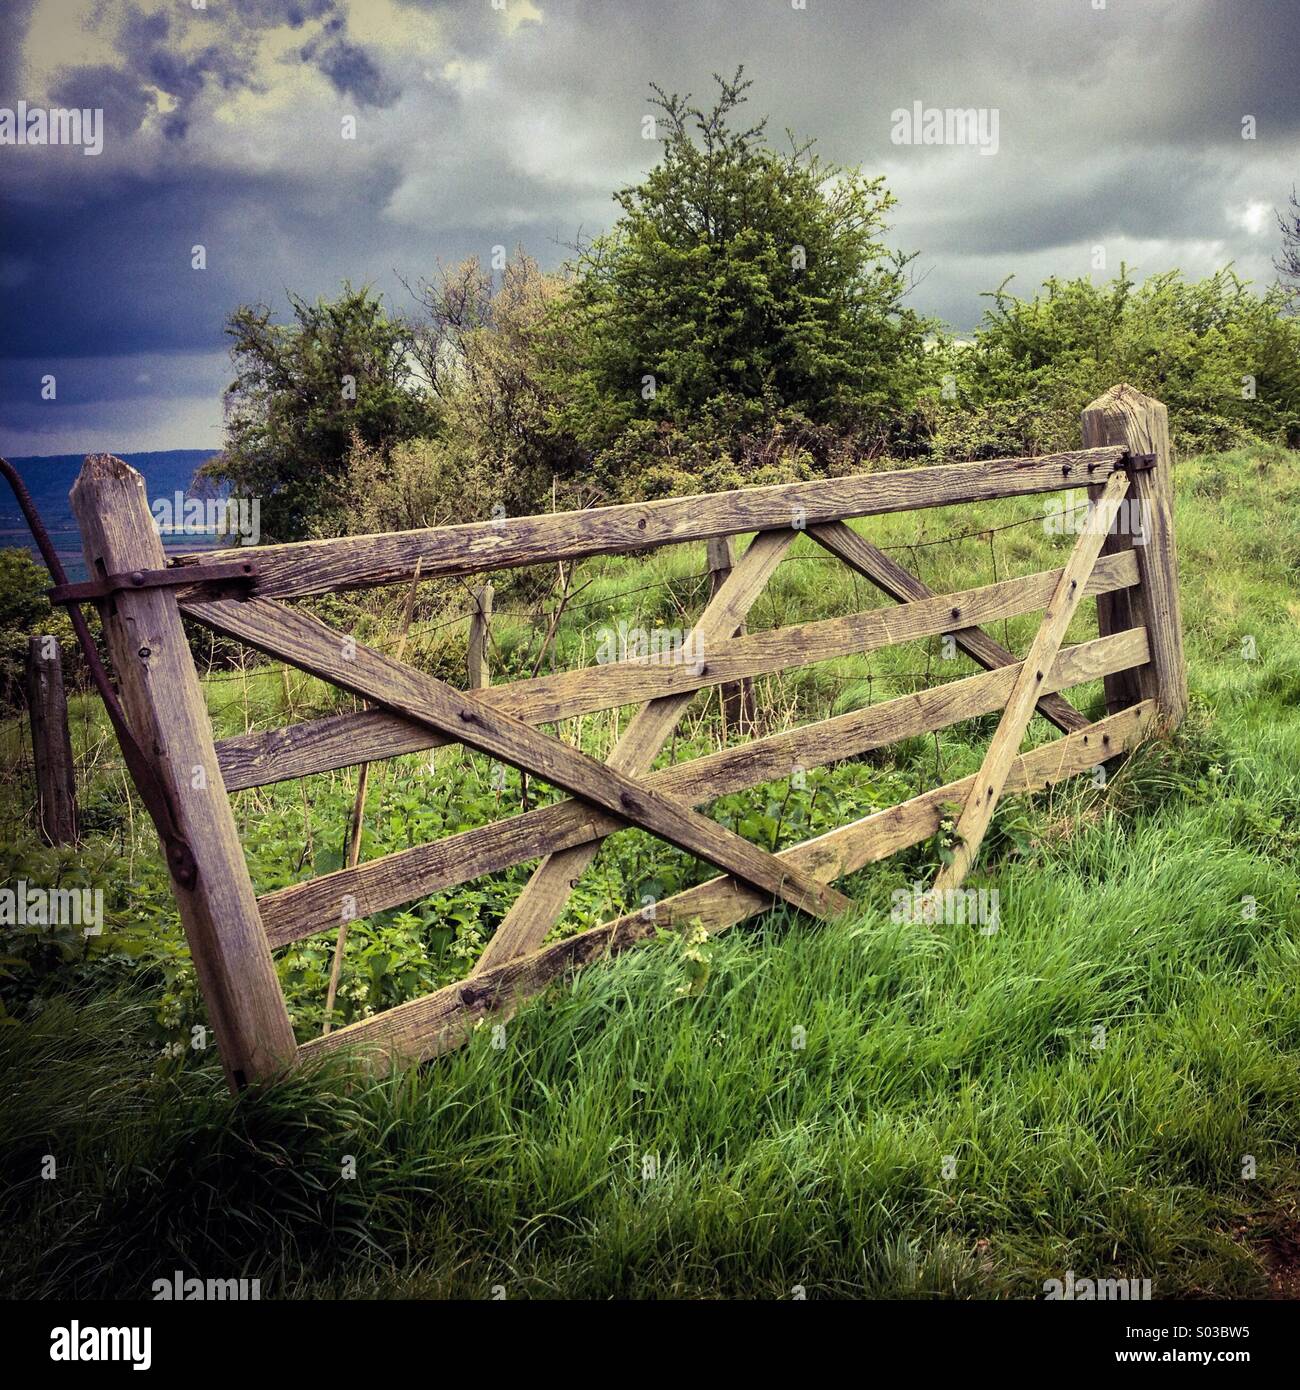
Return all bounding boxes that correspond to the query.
[1,449,224,580]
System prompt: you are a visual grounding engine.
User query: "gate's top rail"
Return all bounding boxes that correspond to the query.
[170,445,1131,599]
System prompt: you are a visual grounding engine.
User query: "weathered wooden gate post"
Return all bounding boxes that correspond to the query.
[27,634,78,846]
[71,454,296,1089]
[467,582,493,689]
[1081,385,1187,727]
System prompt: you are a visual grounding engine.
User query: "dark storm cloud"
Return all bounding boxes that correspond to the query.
[48,63,157,140]
[106,2,262,117]
[301,25,400,106]
[39,0,398,151]
[0,160,412,359]
[2,0,1297,452]
[230,0,335,26]
[902,148,1245,258]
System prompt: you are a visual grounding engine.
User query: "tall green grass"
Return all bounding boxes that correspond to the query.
[1,443,1297,1298]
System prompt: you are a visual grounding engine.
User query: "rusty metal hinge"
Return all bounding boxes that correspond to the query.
[48,558,258,606]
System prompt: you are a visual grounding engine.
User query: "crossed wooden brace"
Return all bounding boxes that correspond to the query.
[184,580,851,926]
[472,499,1109,971]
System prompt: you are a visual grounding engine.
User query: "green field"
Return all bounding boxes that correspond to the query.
[2,444,1298,1299]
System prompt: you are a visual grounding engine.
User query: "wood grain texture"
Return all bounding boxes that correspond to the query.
[471,529,795,976]
[185,592,850,921]
[70,455,297,1090]
[299,701,1157,1068]
[27,635,78,845]
[932,471,1131,893]
[211,549,1140,790]
[258,627,1149,947]
[1082,398,1142,714]
[1081,385,1187,726]
[173,446,1128,599]
[467,582,492,690]
[706,534,754,733]
[808,520,1089,734]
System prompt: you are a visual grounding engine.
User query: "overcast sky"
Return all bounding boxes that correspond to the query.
[2,0,1297,455]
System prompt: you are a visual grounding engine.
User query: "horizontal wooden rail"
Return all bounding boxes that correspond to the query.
[299,701,1157,1067]
[173,446,1129,598]
[257,627,1149,947]
[808,520,1090,735]
[211,549,1140,790]
[185,593,852,922]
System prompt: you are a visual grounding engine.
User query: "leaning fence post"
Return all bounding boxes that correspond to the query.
[70,454,297,1089]
[706,536,754,733]
[26,634,78,846]
[467,582,493,689]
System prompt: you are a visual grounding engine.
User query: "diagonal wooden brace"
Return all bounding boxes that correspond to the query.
[807,520,1089,734]
[184,592,851,924]
[930,470,1132,896]
[299,702,1159,1069]
[255,630,1148,949]
[209,550,1142,790]
[473,528,798,974]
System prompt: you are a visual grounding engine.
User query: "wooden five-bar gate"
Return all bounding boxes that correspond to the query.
[69,385,1185,1092]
